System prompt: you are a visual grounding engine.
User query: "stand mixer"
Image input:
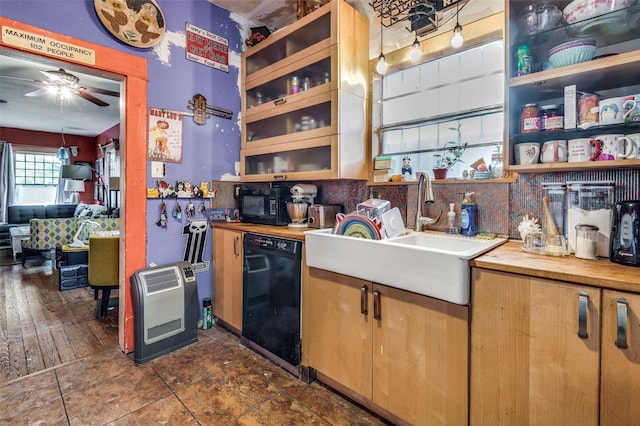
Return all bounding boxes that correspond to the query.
[287,184,317,228]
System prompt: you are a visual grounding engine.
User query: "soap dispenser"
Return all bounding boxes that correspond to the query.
[461,192,477,237]
[447,203,458,233]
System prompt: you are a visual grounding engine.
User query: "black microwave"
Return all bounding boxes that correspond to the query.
[238,187,292,225]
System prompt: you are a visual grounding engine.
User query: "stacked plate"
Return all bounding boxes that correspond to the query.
[334,213,383,240]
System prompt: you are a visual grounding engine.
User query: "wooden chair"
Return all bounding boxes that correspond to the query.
[88,235,119,317]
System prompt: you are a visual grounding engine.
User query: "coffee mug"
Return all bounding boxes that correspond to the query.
[599,97,625,125]
[593,134,625,160]
[568,138,600,162]
[514,142,540,165]
[623,95,640,123]
[618,133,640,159]
[541,140,568,163]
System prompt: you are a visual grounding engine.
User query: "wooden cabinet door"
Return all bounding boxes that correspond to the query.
[372,284,468,426]
[212,228,243,332]
[601,290,640,426]
[471,268,600,426]
[305,267,373,398]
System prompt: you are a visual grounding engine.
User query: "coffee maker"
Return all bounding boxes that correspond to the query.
[610,200,640,267]
[286,184,317,228]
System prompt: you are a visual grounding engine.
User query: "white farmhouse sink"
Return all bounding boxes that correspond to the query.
[304,229,506,305]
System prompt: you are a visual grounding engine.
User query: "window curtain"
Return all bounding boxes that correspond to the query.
[0,142,16,222]
[55,148,71,204]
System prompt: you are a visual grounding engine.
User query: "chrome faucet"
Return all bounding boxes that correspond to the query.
[415,172,442,231]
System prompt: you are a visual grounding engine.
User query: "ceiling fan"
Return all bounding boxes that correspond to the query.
[1,68,119,107]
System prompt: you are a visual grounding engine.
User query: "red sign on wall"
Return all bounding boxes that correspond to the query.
[185,23,228,73]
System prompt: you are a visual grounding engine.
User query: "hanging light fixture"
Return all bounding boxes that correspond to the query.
[56,128,69,160]
[450,2,464,49]
[375,19,388,75]
[410,33,421,62]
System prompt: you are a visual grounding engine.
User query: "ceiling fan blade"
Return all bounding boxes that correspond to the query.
[80,85,119,97]
[24,87,51,97]
[75,90,109,106]
[0,74,46,85]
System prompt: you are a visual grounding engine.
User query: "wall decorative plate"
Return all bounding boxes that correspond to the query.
[94,0,166,48]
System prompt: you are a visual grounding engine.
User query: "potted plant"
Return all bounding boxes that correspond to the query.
[433,123,467,179]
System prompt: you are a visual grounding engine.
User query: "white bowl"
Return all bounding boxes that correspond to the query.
[563,0,632,23]
[548,39,597,68]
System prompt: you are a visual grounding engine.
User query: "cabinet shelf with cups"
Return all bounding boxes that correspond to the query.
[240,0,369,182]
[505,0,640,173]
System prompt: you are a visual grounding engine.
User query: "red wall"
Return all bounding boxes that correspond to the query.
[0,125,119,204]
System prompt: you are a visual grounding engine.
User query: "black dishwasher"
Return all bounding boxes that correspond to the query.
[242,233,302,367]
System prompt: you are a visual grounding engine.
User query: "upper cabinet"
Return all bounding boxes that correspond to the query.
[240,0,369,182]
[505,0,640,173]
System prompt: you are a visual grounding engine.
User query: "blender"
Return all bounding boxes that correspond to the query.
[287,184,317,228]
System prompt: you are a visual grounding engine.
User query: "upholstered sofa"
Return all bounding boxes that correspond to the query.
[21,217,120,266]
[1,204,78,248]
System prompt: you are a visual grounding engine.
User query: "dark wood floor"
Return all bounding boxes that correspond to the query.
[0,247,118,384]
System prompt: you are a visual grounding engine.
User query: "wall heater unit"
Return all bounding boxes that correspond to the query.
[130,261,199,363]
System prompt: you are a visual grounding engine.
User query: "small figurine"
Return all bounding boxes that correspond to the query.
[401,156,413,180]
[157,201,168,229]
[172,200,182,220]
[198,201,207,215]
[186,200,196,218]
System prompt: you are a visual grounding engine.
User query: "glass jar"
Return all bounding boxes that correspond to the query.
[291,76,300,94]
[490,146,503,179]
[575,224,599,260]
[521,103,540,133]
[541,104,564,131]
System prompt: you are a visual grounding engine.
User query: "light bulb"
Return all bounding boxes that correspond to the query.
[376,53,388,75]
[410,38,421,62]
[451,25,464,49]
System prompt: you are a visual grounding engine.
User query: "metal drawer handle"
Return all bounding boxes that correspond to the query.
[360,285,368,315]
[233,235,239,257]
[578,290,589,339]
[273,174,287,180]
[373,290,381,320]
[615,297,629,349]
[274,97,287,106]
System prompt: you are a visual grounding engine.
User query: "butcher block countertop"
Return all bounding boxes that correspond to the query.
[471,241,640,293]
[212,222,309,241]
[213,223,640,294]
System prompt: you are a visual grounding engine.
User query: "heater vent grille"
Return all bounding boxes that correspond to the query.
[148,318,183,341]
[143,269,182,294]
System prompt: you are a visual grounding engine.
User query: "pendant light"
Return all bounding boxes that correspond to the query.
[56,128,69,160]
[375,20,388,75]
[410,33,421,62]
[451,2,464,49]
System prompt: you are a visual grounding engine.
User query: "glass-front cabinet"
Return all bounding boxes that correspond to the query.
[505,0,640,173]
[241,0,369,181]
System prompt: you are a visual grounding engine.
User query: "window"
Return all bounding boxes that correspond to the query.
[14,151,62,204]
[377,39,504,179]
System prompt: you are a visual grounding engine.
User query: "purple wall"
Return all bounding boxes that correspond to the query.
[2,0,244,307]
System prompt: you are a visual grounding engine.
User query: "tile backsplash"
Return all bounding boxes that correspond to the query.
[223,168,639,240]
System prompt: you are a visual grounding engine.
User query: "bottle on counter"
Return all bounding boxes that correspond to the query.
[461,192,477,237]
[447,203,458,233]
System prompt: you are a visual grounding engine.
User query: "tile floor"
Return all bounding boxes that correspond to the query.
[0,325,389,425]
